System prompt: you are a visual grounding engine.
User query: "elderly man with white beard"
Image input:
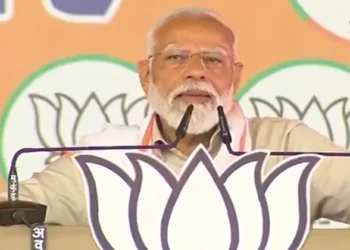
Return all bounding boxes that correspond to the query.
[1,7,350,228]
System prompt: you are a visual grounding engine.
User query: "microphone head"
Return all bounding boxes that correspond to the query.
[185,104,194,116]
[217,105,232,144]
[175,104,194,139]
[217,105,224,114]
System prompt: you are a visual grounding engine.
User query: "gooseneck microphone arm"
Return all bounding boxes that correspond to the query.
[8,145,174,202]
[217,105,350,157]
[0,104,194,226]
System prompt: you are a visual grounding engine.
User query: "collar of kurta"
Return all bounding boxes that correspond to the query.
[136,102,252,171]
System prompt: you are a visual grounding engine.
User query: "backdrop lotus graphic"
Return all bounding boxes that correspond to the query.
[72,146,322,250]
[250,96,350,148]
[29,92,149,163]
[290,0,350,42]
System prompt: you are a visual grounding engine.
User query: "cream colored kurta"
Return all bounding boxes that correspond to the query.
[1,117,350,226]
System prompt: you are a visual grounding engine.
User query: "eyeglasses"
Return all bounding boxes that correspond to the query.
[148,50,234,70]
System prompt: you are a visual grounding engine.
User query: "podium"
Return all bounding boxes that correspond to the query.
[0,226,349,250]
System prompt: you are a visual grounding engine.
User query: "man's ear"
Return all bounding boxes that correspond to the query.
[137,59,150,94]
[233,62,243,94]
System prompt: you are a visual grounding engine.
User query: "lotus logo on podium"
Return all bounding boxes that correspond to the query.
[71,146,323,250]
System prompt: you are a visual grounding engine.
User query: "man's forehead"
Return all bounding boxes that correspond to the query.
[161,43,229,55]
[152,17,235,54]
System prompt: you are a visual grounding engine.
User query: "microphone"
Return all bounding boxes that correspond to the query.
[217,106,232,146]
[175,104,194,141]
[0,105,194,226]
[217,105,350,157]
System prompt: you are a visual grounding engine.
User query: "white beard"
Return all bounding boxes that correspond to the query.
[147,80,234,135]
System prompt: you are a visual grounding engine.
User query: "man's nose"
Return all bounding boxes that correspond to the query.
[184,54,206,80]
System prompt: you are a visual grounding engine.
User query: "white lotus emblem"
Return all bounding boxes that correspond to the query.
[250,96,350,148]
[72,147,322,250]
[29,92,149,163]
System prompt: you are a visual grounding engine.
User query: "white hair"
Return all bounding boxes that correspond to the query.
[146,7,236,56]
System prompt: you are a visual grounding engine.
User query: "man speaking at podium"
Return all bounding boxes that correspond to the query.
[1,8,350,227]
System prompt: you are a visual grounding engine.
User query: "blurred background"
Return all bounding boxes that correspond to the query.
[0,0,349,228]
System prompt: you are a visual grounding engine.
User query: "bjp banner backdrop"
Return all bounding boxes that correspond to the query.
[0,0,349,227]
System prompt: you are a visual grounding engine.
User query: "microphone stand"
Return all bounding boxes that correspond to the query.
[0,105,194,226]
[217,106,350,158]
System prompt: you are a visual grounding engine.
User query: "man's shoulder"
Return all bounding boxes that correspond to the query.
[77,123,141,146]
[248,116,301,131]
[248,117,303,147]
